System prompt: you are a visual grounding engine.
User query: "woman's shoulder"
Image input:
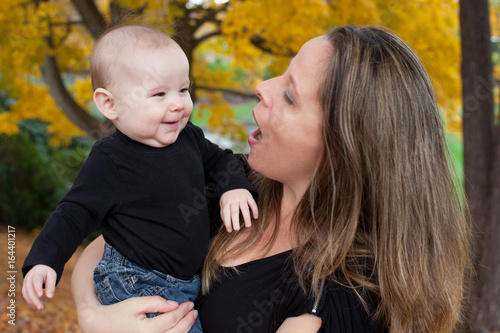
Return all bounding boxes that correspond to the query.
[314,280,387,333]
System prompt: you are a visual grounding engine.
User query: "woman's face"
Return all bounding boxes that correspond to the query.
[248,36,330,191]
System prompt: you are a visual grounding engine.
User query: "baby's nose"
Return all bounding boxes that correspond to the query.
[169,97,184,111]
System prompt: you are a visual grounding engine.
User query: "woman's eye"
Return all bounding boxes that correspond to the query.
[153,92,166,97]
[283,91,294,105]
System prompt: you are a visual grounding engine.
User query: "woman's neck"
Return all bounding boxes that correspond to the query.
[280,181,308,216]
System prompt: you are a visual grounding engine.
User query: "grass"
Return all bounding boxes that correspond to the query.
[190,101,257,128]
[446,132,464,187]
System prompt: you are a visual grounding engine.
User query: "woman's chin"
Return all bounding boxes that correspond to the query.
[247,150,259,172]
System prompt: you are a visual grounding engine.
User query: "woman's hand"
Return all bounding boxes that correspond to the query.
[78,296,197,333]
[72,236,197,333]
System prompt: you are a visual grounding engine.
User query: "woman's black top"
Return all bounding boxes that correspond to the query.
[196,250,386,333]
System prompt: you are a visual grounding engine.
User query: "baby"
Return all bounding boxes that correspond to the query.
[22,25,258,333]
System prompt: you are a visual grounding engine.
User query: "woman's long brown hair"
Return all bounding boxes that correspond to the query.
[202,26,471,332]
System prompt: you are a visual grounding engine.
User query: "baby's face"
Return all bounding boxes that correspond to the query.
[109,44,193,148]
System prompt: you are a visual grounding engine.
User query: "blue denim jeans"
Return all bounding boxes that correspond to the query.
[93,243,203,333]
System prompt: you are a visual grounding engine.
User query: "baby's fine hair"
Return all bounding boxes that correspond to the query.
[90,24,175,90]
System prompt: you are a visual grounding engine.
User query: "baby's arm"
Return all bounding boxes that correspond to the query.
[22,264,57,310]
[220,189,259,232]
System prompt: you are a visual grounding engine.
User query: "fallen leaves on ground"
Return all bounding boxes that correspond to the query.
[0,227,83,332]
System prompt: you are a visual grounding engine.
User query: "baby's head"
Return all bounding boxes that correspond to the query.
[90,25,193,148]
[91,24,175,91]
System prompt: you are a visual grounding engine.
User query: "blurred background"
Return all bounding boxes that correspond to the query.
[0,0,498,331]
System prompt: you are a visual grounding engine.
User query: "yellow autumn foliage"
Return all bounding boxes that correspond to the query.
[0,0,88,145]
[491,1,500,106]
[0,0,469,146]
[223,0,462,135]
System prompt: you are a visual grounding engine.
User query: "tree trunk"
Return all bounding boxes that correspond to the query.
[459,0,500,331]
[36,0,114,140]
[72,0,107,39]
[41,53,114,140]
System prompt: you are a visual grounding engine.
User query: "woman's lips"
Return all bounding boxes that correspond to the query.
[248,128,262,145]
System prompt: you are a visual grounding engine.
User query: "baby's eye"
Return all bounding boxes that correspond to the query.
[153,92,166,97]
[180,88,190,93]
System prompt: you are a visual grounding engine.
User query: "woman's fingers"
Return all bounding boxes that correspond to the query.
[149,302,197,333]
[132,296,181,316]
[161,310,198,333]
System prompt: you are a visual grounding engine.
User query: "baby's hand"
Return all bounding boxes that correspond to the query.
[220,189,258,233]
[22,264,57,310]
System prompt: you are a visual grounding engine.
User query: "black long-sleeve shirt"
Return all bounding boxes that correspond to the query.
[22,122,256,282]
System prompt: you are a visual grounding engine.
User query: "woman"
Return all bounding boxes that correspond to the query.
[72,26,470,332]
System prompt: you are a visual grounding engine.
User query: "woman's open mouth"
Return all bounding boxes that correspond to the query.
[248,128,262,145]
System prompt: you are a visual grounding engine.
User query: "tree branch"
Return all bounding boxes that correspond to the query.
[42,37,113,140]
[250,35,295,57]
[46,16,73,48]
[50,20,83,26]
[72,0,107,39]
[195,30,222,44]
[196,85,258,100]
[36,1,113,141]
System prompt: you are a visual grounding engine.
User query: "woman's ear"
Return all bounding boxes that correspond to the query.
[93,88,117,120]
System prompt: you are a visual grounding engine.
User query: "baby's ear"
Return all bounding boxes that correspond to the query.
[93,88,117,120]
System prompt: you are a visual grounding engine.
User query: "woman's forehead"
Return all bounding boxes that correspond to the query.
[288,36,331,97]
[290,37,330,74]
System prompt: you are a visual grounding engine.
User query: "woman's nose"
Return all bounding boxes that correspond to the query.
[255,79,272,106]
